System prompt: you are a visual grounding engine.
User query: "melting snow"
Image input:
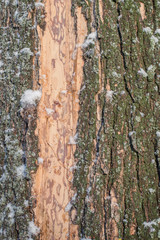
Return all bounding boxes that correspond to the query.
[20,89,42,108]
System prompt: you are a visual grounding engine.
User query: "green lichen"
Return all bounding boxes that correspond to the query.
[72,0,160,239]
[0,0,44,239]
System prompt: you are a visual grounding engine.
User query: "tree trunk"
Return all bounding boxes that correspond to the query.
[0,0,159,240]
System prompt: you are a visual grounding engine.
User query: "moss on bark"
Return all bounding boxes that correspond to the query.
[0,0,44,239]
[72,0,160,239]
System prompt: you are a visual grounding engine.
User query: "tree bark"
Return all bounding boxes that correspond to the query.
[0,0,160,240]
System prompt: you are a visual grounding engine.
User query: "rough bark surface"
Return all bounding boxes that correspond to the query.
[71,0,160,239]
[0,0,44,239]
[1,0,160,240]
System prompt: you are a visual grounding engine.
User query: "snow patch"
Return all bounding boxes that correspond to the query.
[143,27,152,34]
[156,131,160,138]
[38,157,43,164]
[35,2,44,8]
[28,221,40,237]
[143,219,159,233]
[150,35,158,48]
[80,238,92,240]
[87,186,92,194]
[120,90,125,95]
[68,133,78,145]
[20,48,33,56]
[147,65,155,72]
[65,193,77,212]
[106,90,114,101]
[151,159,155,164]
[140,112,144,117]
[65,202,72,212]
[0,173,6,182]
[6,203,15,224]
[0,60,3,68]
[20,89,42,108]
[45,108,54,115]
[149,188,155,193]
[36,51,40,57]
[138,68,148,77]
[129,131,136,137]
[80,85,86,92]
[135,116,141,122]
[15,149,24,157]
[16,164,25,178]
[155,29,160,34]
[147,65,156,79]
[118,14,122,20]
[61,90,67,94]
[112,71,121,78]
[82,31,97,49]
[24,200,29,207]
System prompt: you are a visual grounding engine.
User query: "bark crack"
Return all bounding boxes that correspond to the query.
[116,3,135,103]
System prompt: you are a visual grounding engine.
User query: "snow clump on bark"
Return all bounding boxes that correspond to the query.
[28,221,40,237]
[20,89,42,108]
[138,68,148,77]
[82,31,97,48]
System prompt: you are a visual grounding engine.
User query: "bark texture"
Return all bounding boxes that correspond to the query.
[71,0,160,239]
[0,0,160,240]
[0,0,44,239]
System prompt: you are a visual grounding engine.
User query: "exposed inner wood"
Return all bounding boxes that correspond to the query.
[33,1,87,239]
[140,2,146,20]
